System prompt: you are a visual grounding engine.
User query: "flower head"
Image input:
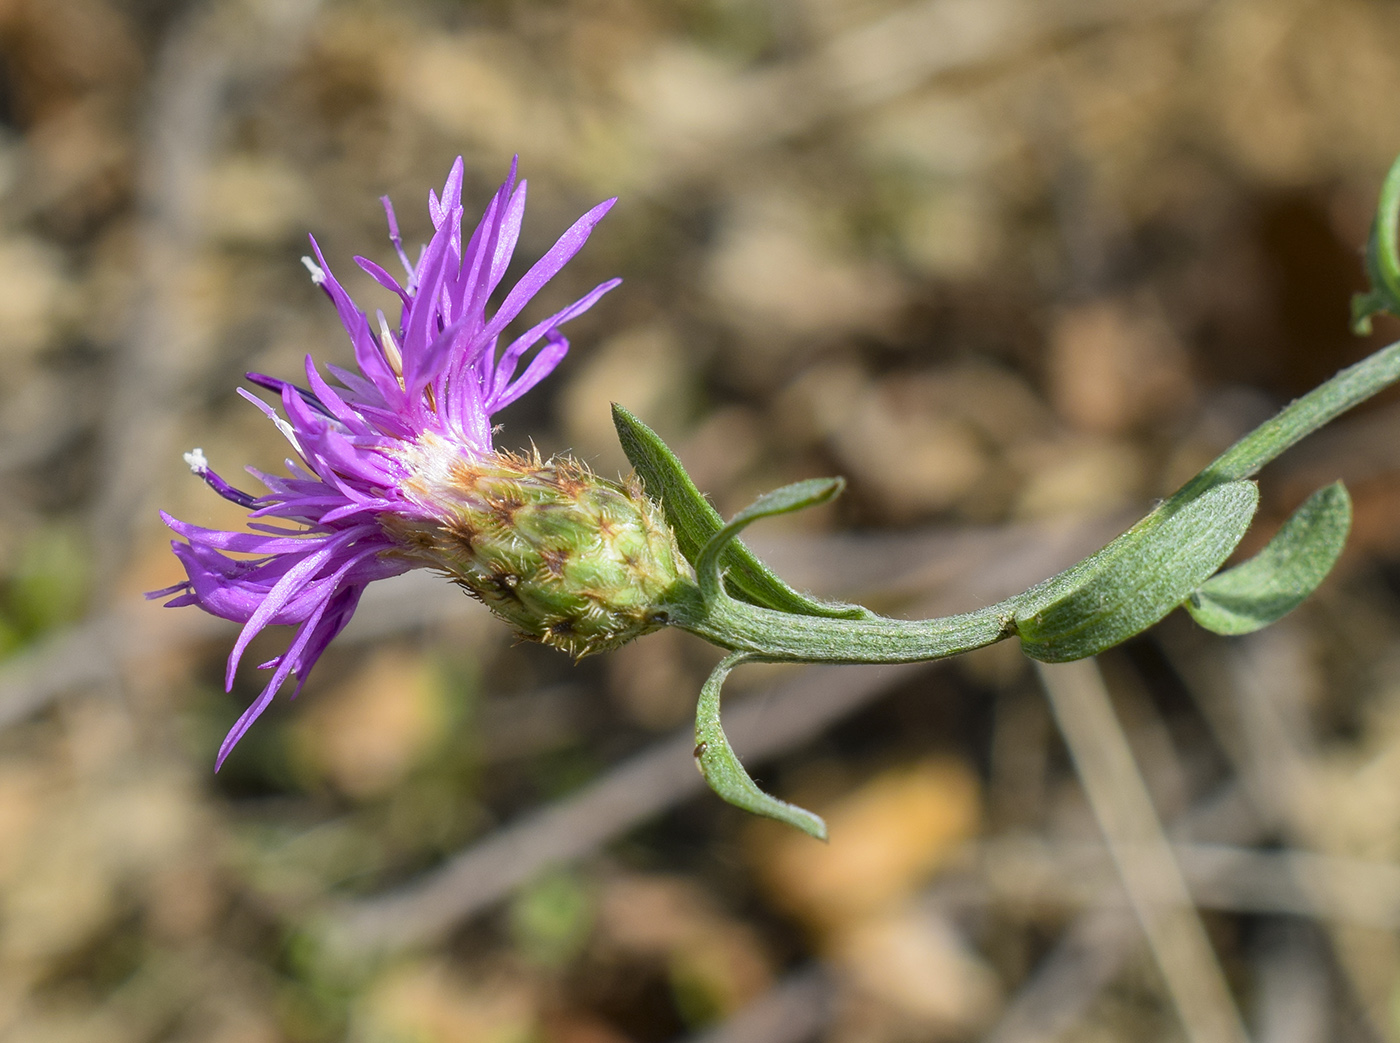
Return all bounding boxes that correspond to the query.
[150,158,629,768]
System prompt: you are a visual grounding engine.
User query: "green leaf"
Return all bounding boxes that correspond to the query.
[1015,479,1259,662]
[693,652,827,839]
[1186,482,1351,636]
[1353,152,1400,335]
[695,478,845,598]
[611,404,872,619]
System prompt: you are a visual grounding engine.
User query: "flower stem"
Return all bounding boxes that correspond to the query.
[1183,337,1400,491]
[667,581,1018,661]
[669,337,1400,667]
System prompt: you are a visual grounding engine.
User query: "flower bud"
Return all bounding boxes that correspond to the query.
[385,437,691,656]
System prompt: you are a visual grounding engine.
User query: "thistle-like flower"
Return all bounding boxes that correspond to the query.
[151,158,688,768]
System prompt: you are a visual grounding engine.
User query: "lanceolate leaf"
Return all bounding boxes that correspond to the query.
[1186,482,1351,636]
[693,652,828,839]
[1015,480,1260,662]
[694,478,845,598]
[612,404,872,619]
[1353,151,1400,335]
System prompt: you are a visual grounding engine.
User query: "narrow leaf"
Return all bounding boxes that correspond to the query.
[694,652,828,839]
[1186,482,1351,636]
[695,478,844,597]
[1015,480,1259,662]
[612,404,871,619]
[1353,151,1400,334]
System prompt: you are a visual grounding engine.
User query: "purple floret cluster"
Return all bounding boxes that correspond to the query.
[148,158,618,767]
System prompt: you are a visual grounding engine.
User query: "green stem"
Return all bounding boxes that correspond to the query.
[668,581,1016,661]
[670,338,1400,665]
[1184,338,1400,491]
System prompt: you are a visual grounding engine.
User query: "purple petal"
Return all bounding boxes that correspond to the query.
[491,331,570,411]
[355,256,411,307]
[478,196,617,346]
[214,545,388,769]
[486,277,621,407]
[399,210,457,382]
[308,238,403,405]
[381,195,415,280]
[430,156,465,229]
[224,526,363,687]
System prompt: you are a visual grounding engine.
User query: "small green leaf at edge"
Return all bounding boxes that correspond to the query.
[1016,479,1260,662]
[1186,481,1351,636]
[1352,151,1400,334]
[611,404,872,620]
[694,651,828,840]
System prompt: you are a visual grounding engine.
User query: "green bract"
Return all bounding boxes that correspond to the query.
[384,450,690,657]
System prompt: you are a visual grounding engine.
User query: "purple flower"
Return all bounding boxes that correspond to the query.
[149,158,619,768]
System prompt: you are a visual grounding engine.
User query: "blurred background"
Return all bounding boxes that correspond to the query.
[5,0,1400,1039]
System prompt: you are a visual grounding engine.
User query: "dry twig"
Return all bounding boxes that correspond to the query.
[1037,658,1249,1043]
